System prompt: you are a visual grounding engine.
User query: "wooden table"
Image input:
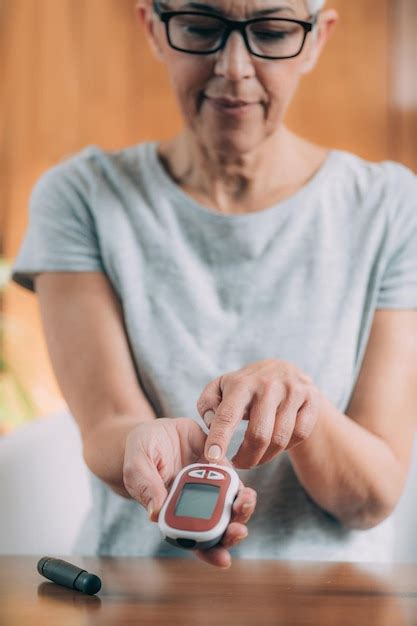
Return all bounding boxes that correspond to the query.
[1,555,417,625]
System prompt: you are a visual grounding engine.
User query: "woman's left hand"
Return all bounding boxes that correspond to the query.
[197,359,322,468]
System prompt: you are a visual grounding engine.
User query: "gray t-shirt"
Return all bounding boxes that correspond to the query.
[11,141,417,562]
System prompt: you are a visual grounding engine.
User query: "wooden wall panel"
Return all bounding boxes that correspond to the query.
[287,0,390,160]
[2,0,183,420]
[2,0,416,423]
[387,0,417,170]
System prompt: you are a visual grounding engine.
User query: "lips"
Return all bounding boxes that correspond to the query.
[204,95,258,107]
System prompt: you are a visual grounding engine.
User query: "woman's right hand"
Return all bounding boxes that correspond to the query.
[123,417,257,568]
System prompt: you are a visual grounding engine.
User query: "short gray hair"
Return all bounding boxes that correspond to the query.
[307,0,325,12]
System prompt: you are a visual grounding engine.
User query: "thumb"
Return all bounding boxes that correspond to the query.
[126,454,168,523]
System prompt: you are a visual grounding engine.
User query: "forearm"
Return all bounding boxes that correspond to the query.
[82,414,155,499]
[288,392,405,529]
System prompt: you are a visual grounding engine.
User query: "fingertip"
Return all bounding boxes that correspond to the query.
[148,503,160,523]
[207,444,222,462]
[203,409,215,427]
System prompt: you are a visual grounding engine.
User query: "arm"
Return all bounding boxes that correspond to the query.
[289,310,417,529]
[35,271,157,499]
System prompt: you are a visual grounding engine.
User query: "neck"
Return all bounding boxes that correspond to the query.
[157,126,326,215]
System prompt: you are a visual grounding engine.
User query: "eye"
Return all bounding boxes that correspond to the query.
[248,19,302,42]
[251,29,289,41]
[174,14,224,40]
[252,30,289,41]
[185,26,221,37]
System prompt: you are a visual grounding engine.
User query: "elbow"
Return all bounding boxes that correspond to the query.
[338,497,397,531]
[334,465,404,531]
[342,513,387,531]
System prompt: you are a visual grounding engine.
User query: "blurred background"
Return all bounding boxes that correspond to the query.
[1,0,416,435]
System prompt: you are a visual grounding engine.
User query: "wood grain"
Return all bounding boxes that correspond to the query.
[2,556,417,625]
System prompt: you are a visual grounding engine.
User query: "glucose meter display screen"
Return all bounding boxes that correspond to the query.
[175,483,220,519]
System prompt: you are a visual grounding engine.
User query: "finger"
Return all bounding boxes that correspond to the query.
[231,392,278,468]
[201,408,249,431]
[203,460,257,523]
[286,398,318,450]
[123,450,168,522]
[220,521,249,549]
[194,545,232,569]
[202,409,216,429]
[196,377,223,426]
[204,386,252,462]
[231,487,257,524]
[175,416,209,462]
[204,408,251,428]
[193,522,249,568]
[257,397,299,465]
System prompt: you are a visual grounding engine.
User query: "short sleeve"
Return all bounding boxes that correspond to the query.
[11,154,104,293]
[376,163,417,309]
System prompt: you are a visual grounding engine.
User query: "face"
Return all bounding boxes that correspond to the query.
[137,1,336,155]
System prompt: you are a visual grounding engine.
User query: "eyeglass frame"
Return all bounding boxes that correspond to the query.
[152,1,319,60]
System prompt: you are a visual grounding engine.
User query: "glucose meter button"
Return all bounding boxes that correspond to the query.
[207,471,225,480]
[188,469,206,478]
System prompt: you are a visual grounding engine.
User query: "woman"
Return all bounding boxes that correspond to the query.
[11,0,417,569]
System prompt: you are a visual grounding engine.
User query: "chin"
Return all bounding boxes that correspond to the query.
[201,127,267,155]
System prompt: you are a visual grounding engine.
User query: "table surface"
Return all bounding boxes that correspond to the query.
[1,555,417,625]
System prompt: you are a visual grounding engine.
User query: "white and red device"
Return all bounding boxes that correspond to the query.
[158,462,240,550]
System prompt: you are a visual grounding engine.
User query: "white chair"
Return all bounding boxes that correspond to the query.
[0,409,416,560]
[0,409,91,555]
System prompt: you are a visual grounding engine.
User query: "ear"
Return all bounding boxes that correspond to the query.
[134,0,165,62]
[299,9,339,75]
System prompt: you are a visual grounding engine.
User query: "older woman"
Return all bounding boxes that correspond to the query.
[11,0,417,570]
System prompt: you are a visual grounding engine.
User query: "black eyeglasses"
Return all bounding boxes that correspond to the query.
[153,1,318,60]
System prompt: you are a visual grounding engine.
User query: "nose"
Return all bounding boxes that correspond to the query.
[213,30,256,81]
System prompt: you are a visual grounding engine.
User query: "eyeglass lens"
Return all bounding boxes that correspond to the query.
[168,15,306,57]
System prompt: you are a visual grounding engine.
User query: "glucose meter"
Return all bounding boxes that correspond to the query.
[158,463,240,550]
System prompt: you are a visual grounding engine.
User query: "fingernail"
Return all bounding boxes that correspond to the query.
[242,500,255,512]
[148,502,154,520]
[203,409,215,426]
[208,444,221,460]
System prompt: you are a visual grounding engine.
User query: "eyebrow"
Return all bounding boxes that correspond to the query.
[176,3,296,17]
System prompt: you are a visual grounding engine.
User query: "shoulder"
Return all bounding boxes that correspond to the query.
[325,149,416,219]
[31,141,152,200]
[328,149,416,193]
